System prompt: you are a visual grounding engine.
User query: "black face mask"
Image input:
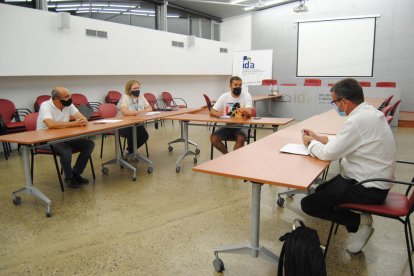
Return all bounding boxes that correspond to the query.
[131,90,140,97]
[232,87,242,96]
[60,98,72,107]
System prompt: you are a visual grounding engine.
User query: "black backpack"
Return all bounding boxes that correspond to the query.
[277,219,327,276]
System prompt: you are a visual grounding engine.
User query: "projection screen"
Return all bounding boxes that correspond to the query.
[296,17,377,77]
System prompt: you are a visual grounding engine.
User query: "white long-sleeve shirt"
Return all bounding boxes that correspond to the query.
[307,102,396,189]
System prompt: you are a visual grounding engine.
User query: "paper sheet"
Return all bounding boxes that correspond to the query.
[95,119,123,123]
[219,115,231,119]
[145,112,161,115]
[280,143,309,156]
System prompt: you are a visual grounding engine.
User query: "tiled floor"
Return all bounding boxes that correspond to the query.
[0,121,412,275]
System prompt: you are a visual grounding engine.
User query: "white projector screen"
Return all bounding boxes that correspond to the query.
[297,17,376,77]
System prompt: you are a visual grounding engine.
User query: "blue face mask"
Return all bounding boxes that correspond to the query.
[333,102,347,117]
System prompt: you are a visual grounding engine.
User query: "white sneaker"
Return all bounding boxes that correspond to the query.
[346,213,374,253]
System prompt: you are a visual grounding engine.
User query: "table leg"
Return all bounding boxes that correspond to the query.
[102,129,137,180]
[12,146,52,217]
[168,120,199,152]
[175,120,198,172]
[213,182,278,266]
[128,124,153,173]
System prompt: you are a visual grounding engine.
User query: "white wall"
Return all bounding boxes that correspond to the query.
[221,13,252,51]
[0,4,233,76]
[251,0,414,112]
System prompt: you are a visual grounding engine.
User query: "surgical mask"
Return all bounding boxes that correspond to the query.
[232,87,242,96]
[131,90,140,97]
[60,98,72,107]
[333,102,347,117]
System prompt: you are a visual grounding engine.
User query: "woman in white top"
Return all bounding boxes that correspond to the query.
[117,80,152,154]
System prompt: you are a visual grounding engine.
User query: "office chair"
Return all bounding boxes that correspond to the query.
[390,99,401,116]
[24,112,96,192]
[376,82,396,88]
[34,95,51,112]
[304,79,322,86]
[144,92,164,129]
[378,95,394,111]
[324,161,414,275]
[359,81,371,87]
[0,98,31,159]
[105,91,122,105]
[161,91,187,109]
[381,105,392,116]
[262,79,277,86]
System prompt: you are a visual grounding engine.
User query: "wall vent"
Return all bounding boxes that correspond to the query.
[220,48,228,53]
[97,31,108,38]
[171,41,184,48]
[86,29,108,39]
[86,29,97,37]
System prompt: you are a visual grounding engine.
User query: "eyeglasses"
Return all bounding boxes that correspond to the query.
[330,98,342,105]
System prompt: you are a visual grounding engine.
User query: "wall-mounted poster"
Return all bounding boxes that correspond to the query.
[232,49,273,92]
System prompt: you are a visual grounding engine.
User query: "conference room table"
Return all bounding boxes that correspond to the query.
[164,113,294,172]
[252,94,282,116]
[109,108,203,174]
[190,98,385,272]
[0,107,202,217]
[0,119,145,217]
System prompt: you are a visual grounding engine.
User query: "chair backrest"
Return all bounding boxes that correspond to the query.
[384,95,394,107]
[386,115,393,124]
[0,99,17,123]
[72,93,89,106]
[327,83,335,87]
[359,81,371,87]
[105,91,122,104]
[203,94,213,111]
[24,112,39,131]
[251,108,257,117]
[376,82,396,88]
[382,105,392,116]
[98,103,117,119]
[390,99,401,116]
[34,95,51,112]
[262,79,277,86]
[162,91,175,107]
[304,79,322,86]
[144,93,159,110]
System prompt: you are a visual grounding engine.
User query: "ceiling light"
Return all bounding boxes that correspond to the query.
[244,6,255,11]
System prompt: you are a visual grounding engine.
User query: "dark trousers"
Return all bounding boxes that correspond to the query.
[119,125,149,154]
[42,139,95,179]
[301,174,389,232]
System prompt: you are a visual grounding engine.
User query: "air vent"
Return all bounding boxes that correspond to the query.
[86,29,97,37]
[97,31,108,38]
[220,48,228,53]
[86,29,108,39]
[171,41,184,48]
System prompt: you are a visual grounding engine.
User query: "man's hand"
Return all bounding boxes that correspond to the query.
[302,135,314,147]
[77,118,88,126]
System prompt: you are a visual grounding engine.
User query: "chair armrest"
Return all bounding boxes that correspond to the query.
[172,97,187,107]
[14,108,32,122]
[342,178,414,200]
[87,102,102,111]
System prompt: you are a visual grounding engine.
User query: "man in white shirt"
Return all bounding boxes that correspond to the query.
[210,76,253,154]
[301,78,396,253]
[37,87,95,188]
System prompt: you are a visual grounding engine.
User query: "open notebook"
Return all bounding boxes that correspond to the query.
[280,143,309,156]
